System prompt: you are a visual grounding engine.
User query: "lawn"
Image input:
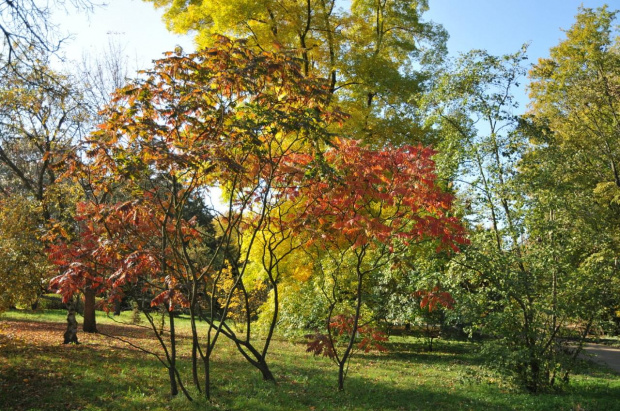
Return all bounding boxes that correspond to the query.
[1,309,619,411]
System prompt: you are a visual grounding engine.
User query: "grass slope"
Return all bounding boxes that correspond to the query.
[1,309,619,411]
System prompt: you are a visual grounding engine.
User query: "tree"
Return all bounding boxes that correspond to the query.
[526,5,620,343]
[424,19,620,390]
[0,0,97,326]
[145,0,447,145]
[285,138,466,390]
[423,46,590,392]
[50,36,343,400]
[0,0,93,68]
[0,195,51,310]
[527,5,620,263]
[77,39,132,123]
[0,53,87,317]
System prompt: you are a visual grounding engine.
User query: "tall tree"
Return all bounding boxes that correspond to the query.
[0,53,87,317]
[528,5,620,217]
[423,46,601,392]
[526,5,620,338]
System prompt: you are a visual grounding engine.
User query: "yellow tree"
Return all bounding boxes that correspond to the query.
[0,53,87,317]
[146,0,447,145]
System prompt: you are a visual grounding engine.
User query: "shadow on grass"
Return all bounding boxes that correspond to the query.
[2,318,620,411]
[0,343,172,410]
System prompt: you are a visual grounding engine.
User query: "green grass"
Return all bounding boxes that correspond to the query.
[1,309,619,411]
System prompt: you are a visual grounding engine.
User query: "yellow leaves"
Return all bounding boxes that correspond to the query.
[216,265,268,324]
[292,266,312,282]
[593,181,620,206]
[0,196,52,311]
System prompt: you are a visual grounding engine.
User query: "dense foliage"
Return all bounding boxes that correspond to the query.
[0,0,619,400]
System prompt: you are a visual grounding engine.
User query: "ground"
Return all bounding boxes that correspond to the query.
[1,311,620,411]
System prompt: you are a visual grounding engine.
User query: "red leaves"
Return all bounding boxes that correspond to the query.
[305,332,337,359]
[357,329,389,354]
[47,199,193,311]
[283,139,468,253]
[305,315,389,358]
[414,287,456,312]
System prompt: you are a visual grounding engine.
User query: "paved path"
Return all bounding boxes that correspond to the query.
[582,343,620,373]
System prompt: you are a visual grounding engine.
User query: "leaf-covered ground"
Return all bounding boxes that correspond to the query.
[1,310,620,411]
[0,319,169,411]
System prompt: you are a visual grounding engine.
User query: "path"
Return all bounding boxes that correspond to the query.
[582,343,620,373]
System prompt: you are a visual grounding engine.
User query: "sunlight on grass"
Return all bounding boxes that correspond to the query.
[1,309,619,411]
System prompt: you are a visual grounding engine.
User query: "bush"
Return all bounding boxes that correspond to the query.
[38,294,66,310]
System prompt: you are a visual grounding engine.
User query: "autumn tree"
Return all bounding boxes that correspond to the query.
[0,0,98,323]
[285,139,466,390]
[50,37,342,400]
[526,5,620,347]
[0,195,51,310]
[527,5,620,267]
[0,53,86,315]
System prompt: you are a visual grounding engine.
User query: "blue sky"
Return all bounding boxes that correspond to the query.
[425,1,613,110]
[426,1,611,58]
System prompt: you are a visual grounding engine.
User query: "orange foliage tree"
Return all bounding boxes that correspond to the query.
[48,36,342,400]
[48,36,466,397]
[283,139,467,390]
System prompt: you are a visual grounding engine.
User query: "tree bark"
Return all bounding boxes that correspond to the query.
[82,287,97,333]
[168,311,179,396]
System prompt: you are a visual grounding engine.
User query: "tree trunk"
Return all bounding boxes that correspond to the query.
[113,299,122,316]
[204,351,211,400]
[338,361,346,391]
[168,311,178,396]
[336,263,366,391]
[82,287,97,333]
[256,357,275,381]
[168,366,178,397]
[63,305,79,344]
[191,332,202,393]
[232,339,276,382]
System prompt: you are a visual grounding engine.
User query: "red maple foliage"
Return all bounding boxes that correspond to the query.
[306,315,388,359]
[282,138,468,252]
[414,286,456,312]
[48,199,194,311]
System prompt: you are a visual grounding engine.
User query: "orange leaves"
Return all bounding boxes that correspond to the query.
[151,289,190,311]
[305,315,389,358]
[414,287,456,312]
[284,139,467,253]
